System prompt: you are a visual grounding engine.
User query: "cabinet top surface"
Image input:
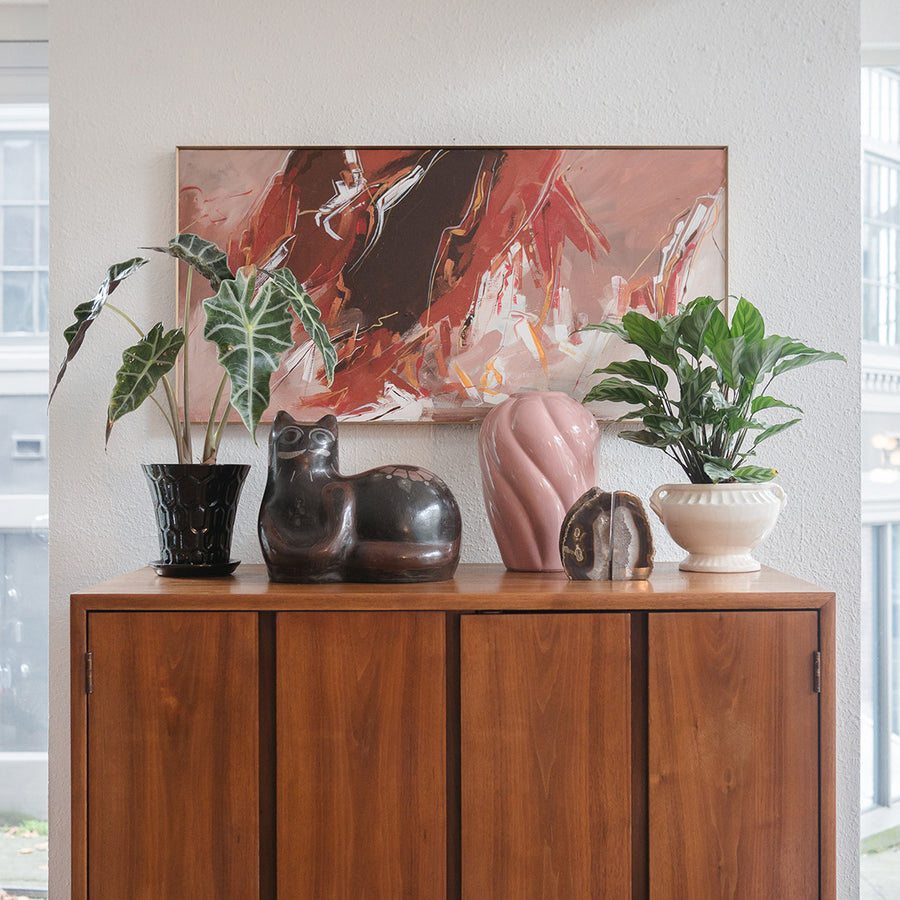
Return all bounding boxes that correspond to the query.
[71,563,834,612]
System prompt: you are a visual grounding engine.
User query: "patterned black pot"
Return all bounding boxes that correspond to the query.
[142,463,250,577]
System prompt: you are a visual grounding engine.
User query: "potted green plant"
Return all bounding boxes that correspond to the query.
[51,233,337,576]
[582,295,844,572]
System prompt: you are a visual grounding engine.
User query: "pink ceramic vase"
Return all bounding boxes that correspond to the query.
[478,391,600,571]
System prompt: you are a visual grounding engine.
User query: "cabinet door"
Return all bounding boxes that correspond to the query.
[86,611,260,900]
[461,613,632,899]
[277,611,446,898]
[648,610,819,899]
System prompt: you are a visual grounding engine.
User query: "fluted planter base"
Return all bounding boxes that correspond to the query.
[649,482,786,574]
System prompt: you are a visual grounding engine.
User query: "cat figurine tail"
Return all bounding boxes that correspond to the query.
[259,411,462,583]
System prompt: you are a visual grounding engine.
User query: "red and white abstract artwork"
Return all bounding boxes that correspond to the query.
[177,146,726,422]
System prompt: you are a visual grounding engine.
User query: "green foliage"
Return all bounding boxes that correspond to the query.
[50,234,337,463]
[106,323,185,446]
[582,296,845,483]
[203,268,295,441]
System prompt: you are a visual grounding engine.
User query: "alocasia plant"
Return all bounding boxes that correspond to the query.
[582,296,845,484]
[50,233,337,464]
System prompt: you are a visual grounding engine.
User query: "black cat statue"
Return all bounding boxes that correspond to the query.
[259,411,462,583]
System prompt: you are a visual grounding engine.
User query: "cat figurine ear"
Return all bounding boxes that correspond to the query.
[315,413,338,431]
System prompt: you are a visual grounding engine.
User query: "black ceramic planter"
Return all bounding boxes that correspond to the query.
[143,463,250,577]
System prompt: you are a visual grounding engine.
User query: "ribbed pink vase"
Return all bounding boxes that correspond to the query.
[478,391,600,571]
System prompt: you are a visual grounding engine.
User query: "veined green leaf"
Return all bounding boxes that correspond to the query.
[676,365,717,414]
[708,334,746,390]
[203,266,294,441]
[702,458,736,483]
[621,311,663,353]
[145,233,234,290]
[751,395,802,414]
[582,377,662,408]
[751,417,802,447]
[265,268,337,384]
[679,296,721,358]
[578,320,628,339]
[50,257,148,404]
[733,465,778,483]
[704,307,730,351]
[772,349,846,377]
[619,429,676,448]
[591,358,668,390]
[730,297,765,343]
[106,323,184,446]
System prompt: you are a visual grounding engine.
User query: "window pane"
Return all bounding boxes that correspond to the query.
[37,270,47,333]
[37,135,47,203]
[2,137,34,203]
[38,204,46,266]
[863,525,877,810]
[3,205,34,265]
[2,270,34,332]
[0,529,48,753]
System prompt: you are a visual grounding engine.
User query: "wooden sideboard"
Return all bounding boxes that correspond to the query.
[70,563,835,899]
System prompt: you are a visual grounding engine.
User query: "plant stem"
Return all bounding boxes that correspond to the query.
[208,401,232,459]
[160,375,188,463]
[202,372,229,463]
[106,303,145,338]
[181,268,193,462]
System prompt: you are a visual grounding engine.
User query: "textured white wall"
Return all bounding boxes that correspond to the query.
[49,0,861,896]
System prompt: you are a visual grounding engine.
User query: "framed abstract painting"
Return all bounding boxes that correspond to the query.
[176,146,727,423]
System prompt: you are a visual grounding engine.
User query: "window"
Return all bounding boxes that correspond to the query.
[0,40,48,896]
[0,107,47,336]
[861,66,900,845]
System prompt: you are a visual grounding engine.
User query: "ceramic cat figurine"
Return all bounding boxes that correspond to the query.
[259,411,462,583]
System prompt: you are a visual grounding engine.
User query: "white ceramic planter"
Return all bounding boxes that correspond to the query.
[648,482,786,573]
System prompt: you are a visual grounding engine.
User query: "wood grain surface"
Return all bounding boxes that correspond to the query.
[86,611,259,899]
[461,613,632,898]
[648,611,820,899]
[277,611,446,898]
[71,563,834,612]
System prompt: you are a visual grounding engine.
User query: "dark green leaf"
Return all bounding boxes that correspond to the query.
[591,358,668,390]
[106,323,184,446]
[619,429,675,448]
[642,413,685,437]
[702,458,736,482]
[732,465,778,482]
[50,257,148,404]
[729,297,765,342]
[578,321,627,339]
[145,233,234,290]
[621,311,663,353]
[202,267,294,440]
[708,335,746,390]
[583,377,662,408]
[751,417,802,447]
[676,365,717,414]
[704,308,731,350]
[265,268,337,384]
[679,296,721,357]
[750,395,802,414]
[772,349,846,377]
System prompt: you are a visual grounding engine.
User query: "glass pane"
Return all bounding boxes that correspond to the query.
[3,205,34,265]
[2,270,34,333]
[863,525,877,810]
[36,270,47,333]
[38,204,47,266]
[0,530,48,753]
[2,138,34,203]
[37,135,47,203]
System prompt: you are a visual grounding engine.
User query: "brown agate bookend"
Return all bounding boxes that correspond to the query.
[559,488,654,581]
[259,412,462,583]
